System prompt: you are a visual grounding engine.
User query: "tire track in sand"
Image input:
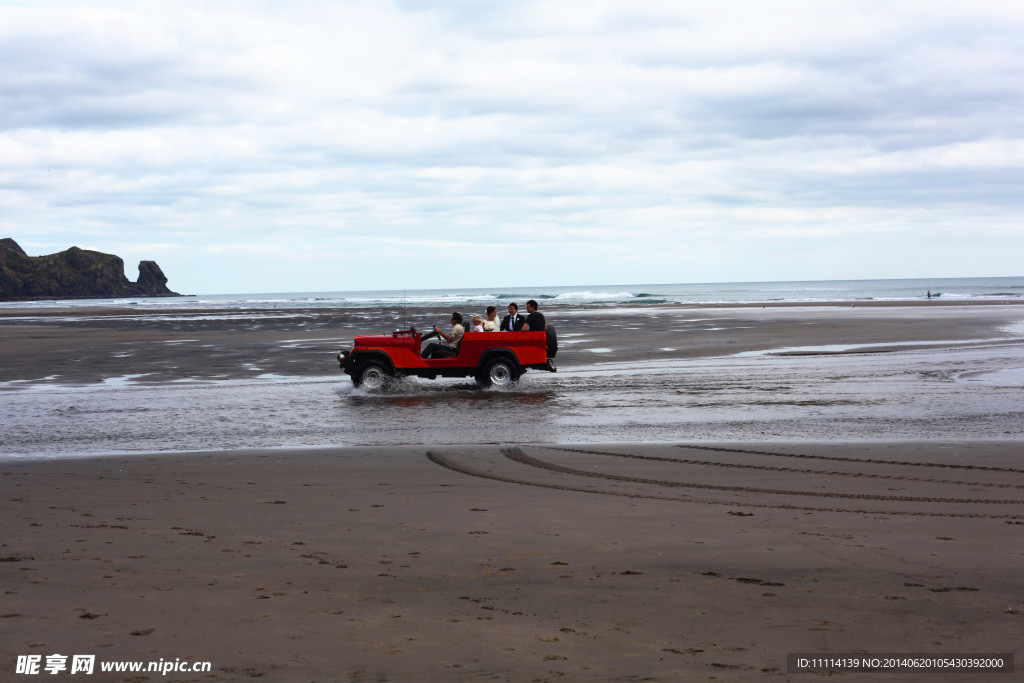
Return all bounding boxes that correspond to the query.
[426,446,1024,519]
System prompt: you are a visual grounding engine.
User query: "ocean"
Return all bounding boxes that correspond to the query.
[1,276,1022,311]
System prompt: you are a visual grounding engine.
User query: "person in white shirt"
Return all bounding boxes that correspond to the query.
[422,312,465,358]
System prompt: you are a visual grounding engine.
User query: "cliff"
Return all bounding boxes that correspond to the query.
[0,238,180,301]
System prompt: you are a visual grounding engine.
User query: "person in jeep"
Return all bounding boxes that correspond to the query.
[522,299,546,332]
[500,303,525,331]
[421,312,465,358]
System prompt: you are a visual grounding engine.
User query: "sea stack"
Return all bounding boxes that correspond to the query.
[0,238,180,301]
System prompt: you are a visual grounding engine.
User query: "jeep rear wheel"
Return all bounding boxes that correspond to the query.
[353,360,392,390]
[479,357,520,387]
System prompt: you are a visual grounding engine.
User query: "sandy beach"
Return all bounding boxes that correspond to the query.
[3,443,1023,681]
[2,301,1023,680]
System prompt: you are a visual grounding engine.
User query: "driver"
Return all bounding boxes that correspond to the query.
[422,312,465,358]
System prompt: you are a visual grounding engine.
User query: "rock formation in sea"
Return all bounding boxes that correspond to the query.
[0,238,181,300]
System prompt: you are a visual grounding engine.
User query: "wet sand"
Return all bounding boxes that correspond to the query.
[1,301,1023,680]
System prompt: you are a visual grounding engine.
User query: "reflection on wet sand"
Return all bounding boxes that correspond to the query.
[346,385,557,411]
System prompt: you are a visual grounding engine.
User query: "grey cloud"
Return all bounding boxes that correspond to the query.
[1,1,1022,291]
[0,29,262,132]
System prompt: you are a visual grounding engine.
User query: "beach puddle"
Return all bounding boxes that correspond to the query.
[735,337,1023,357]
[957,367,1024,387]
[101,373,153,387]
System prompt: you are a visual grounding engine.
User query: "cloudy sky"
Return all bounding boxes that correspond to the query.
[1,0,1022,294]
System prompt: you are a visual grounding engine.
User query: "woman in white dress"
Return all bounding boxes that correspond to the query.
[482,306,500,331]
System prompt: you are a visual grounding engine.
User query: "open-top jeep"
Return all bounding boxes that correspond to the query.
[337,326,557,389]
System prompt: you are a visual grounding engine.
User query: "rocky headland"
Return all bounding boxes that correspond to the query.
[0,238,180,301]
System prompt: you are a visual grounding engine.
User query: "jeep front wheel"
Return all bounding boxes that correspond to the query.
[353,360,392,390]
[479,357,519,387]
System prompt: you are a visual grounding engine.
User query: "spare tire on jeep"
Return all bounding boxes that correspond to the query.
[546,325,558,358]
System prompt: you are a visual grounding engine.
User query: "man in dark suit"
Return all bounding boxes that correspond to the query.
[500,302,525,331]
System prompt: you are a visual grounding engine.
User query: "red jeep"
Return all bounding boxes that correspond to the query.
[337,326,558,389]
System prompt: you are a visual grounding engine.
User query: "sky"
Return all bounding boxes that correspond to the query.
[1,0,1022,294]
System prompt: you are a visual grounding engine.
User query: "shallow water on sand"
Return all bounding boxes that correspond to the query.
[1,343,1021,460]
